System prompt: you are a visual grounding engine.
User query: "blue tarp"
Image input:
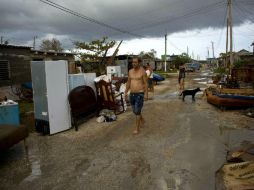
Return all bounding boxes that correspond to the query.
[153,73,165,82]
[22,82,32,89]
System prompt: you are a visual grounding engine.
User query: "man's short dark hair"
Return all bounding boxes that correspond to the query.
[131,56,142,63]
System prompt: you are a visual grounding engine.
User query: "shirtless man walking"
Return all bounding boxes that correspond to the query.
[125,56,148,134]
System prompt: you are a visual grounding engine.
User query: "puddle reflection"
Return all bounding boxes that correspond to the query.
[219,126,254,150]
[23,160,41,182]
[22,143,42,182]
[154,91,180,100]
[198,81,208,84]
[193,78,206,81]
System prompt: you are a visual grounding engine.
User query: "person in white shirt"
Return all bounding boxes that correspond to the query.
[145,63,154,99]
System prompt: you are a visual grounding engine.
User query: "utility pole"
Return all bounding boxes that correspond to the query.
[251,42,254,55]
[1,36,3,45]
[211,41,215,58]
[226,17,229,68]
[187,46,189,57]
[164,33,167,72]
[228,0,234,70]
[207,47,210,59]
[33,36,37,50]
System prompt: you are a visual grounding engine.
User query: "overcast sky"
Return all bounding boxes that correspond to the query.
[0,0,253,59]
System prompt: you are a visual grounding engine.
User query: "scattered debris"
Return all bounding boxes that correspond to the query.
[99,109,117,122]
[216,141,254,189]
[0,97,16,105]
[242,108,254,118]
[227,141,254,162]
[96,116,105,123]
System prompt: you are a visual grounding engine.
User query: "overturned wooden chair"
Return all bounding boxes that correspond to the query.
[95,80,125,115]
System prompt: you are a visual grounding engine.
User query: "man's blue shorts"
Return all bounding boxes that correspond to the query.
[129,92,144,115]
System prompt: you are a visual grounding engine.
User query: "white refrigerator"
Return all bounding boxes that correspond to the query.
[31,60,71,135]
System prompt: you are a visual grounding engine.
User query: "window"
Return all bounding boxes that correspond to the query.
[0,60,10,80]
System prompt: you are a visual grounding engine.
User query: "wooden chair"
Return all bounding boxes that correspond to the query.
[95,80,125,115]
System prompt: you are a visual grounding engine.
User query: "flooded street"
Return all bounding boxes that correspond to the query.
[0,70,253,190]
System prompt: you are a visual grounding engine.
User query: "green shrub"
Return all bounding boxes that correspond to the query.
[154,71,170,78]
[234,60,247,68]
[213,67,229,75]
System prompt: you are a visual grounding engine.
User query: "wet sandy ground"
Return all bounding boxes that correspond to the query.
[0,70,253,190]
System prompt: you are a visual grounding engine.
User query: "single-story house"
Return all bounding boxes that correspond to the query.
[0,44,76,87]
[0,44,76,99]
[218,49,254,68]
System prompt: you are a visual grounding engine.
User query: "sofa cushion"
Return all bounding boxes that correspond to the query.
[0,125,29,150]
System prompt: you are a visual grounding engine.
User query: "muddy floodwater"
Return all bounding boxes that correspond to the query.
[0,70,253,190]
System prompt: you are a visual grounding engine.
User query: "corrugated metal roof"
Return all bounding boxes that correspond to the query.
[0,44,76,55]
[31,49,76,55]
[0,44,31,49]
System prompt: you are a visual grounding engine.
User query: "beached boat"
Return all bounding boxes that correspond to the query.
[206,88,254,109]
[218,88,254,96]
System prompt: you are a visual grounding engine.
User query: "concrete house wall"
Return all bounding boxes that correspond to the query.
[0,44,76,87]
[0,45,31,86]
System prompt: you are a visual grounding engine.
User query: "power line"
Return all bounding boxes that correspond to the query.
[233,6,254,32]
[235,4,254,17]
[170,32,223,39]
[234,30,254,37]
[131,1,226,31]
[106,1,227,38]
[234,0,254,5]
[39,0,143,38]
[216,4,228,49]
[103,0,227,38]
[168,41,185,54]
[118,0,184,24]
[233,1,254,23]
[233,2,254,22]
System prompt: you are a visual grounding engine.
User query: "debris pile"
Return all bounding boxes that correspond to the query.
[216,141,254,189]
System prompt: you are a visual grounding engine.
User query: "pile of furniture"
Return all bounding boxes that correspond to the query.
[95,80,125,115]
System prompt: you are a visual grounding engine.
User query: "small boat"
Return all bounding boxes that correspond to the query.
[206,88,254,109]
[219,88,254,96]
[153,73,165,82]
[216,93,254,100]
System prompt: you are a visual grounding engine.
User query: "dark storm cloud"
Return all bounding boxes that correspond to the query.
[0,0,253,47]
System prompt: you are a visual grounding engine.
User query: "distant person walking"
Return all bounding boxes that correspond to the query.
[178,65,186,91]
[145,63,154,99]
[125,56,148,135]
